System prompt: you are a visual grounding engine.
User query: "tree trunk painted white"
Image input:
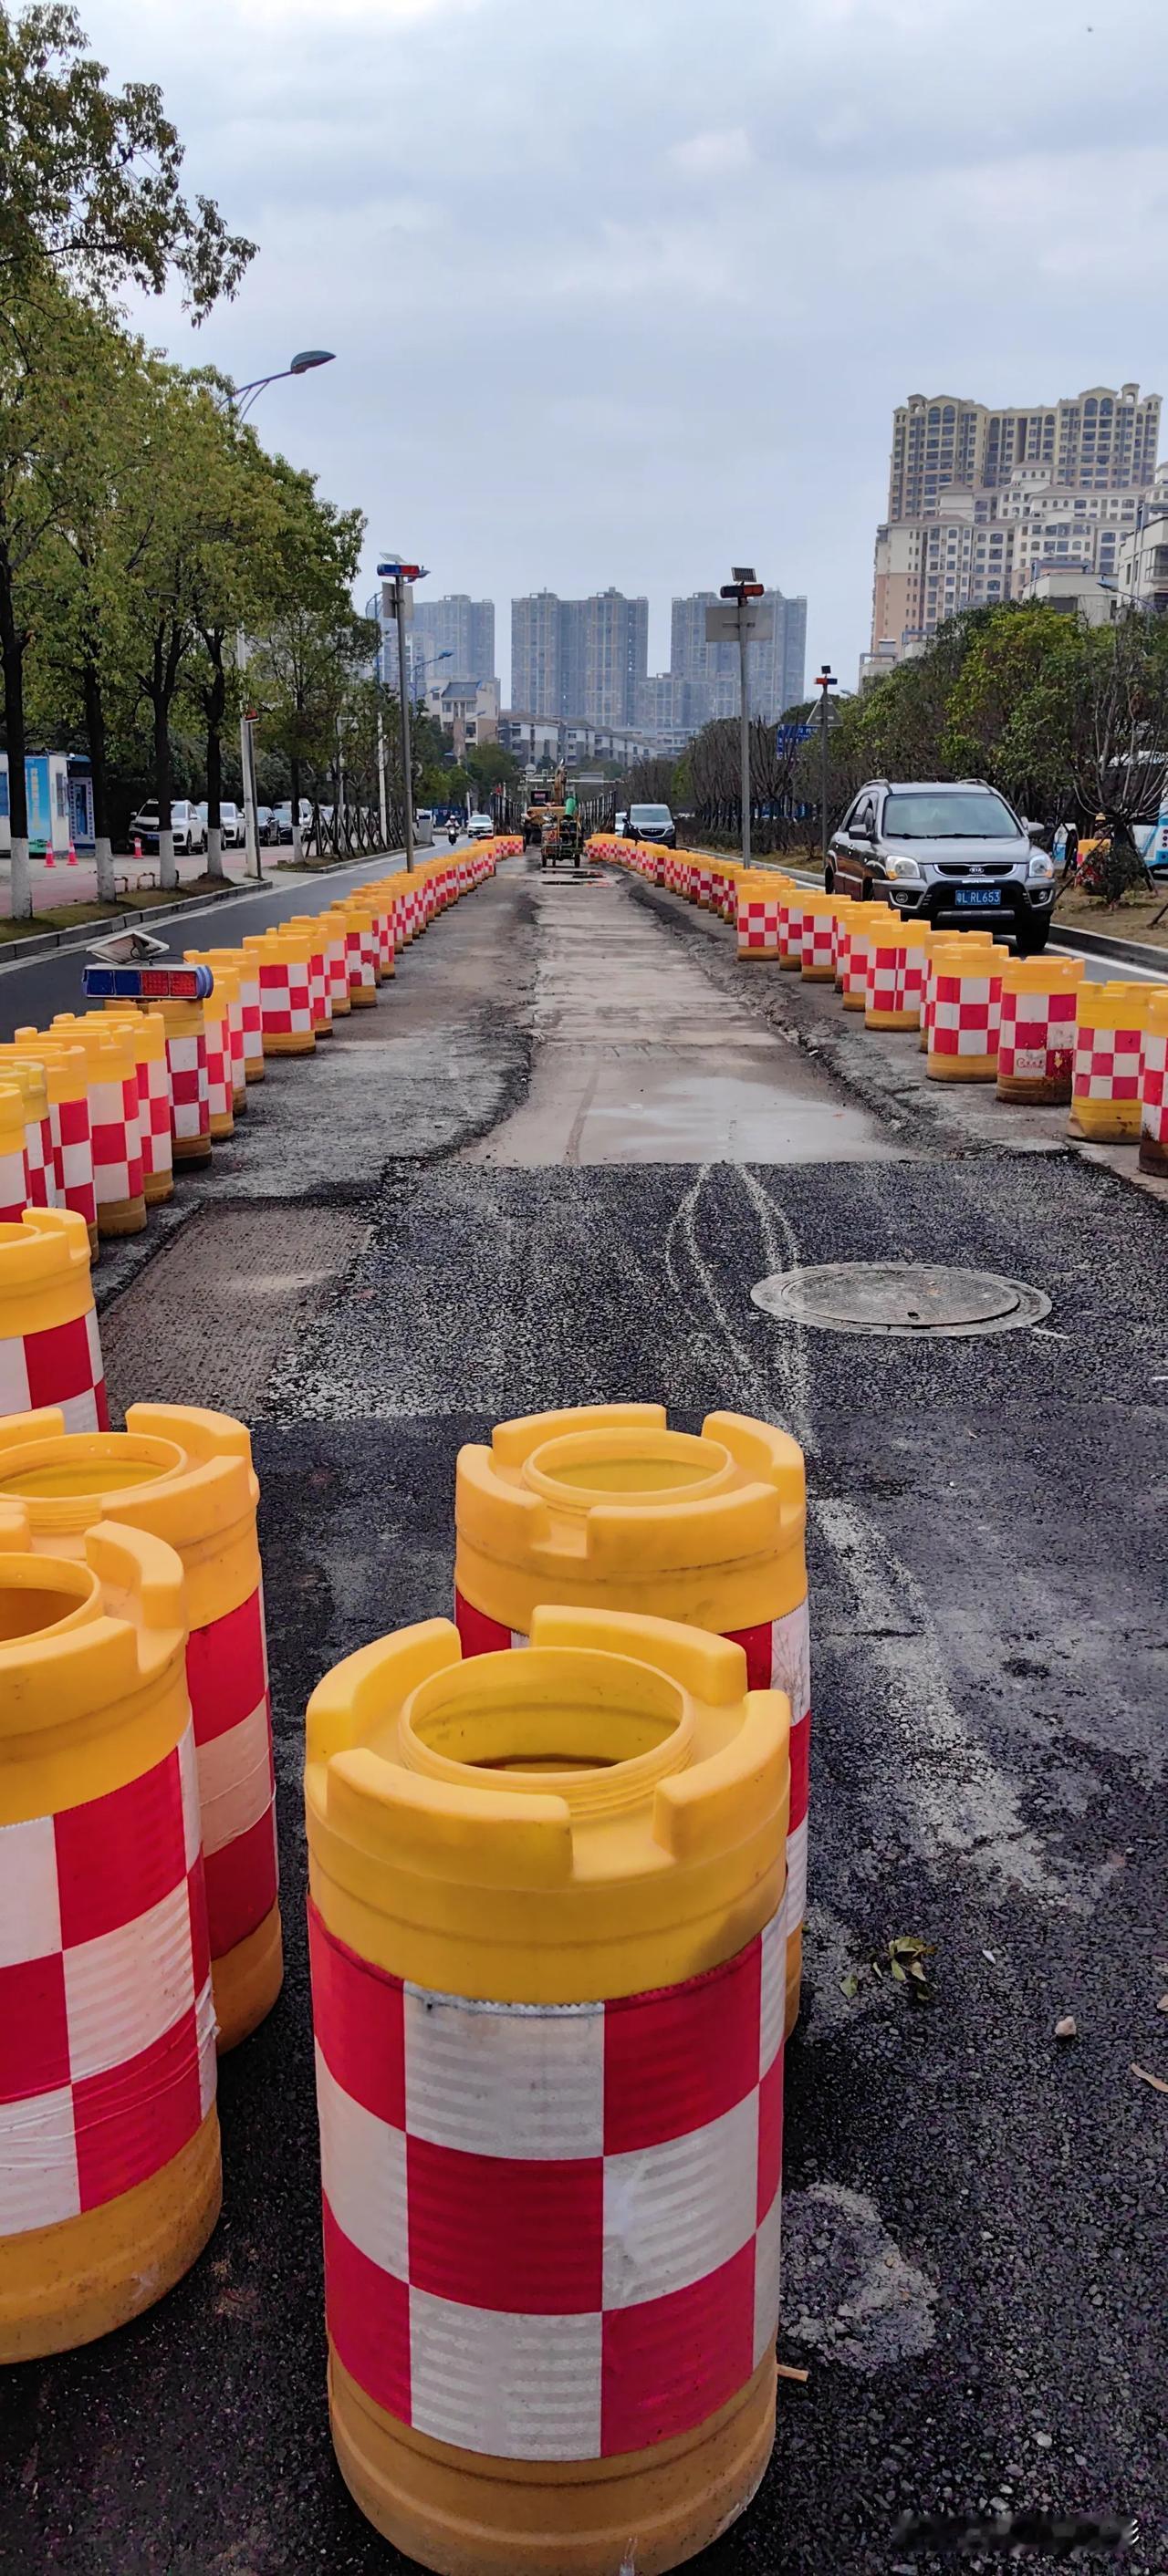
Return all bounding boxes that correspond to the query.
[206,826,224,878]
[9,836,31,919]
[94,836,116,903]
[291,822,302,863]
[158,830,177,888]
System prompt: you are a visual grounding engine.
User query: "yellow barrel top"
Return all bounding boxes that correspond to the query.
[0,1402,259,1620]
[458,1402,804,1587]
[0,1210,94,1337]
[0,1054,49,1121]
[1146,987,1168,1032]
[51,1014,136,1076]
[1074,979,1159,1031]
[306,1604,789,2003]
[1001,955,1085,993]
[0,1519,187,1823]
[11,1035,90,1102]
[93,1006,169,1064]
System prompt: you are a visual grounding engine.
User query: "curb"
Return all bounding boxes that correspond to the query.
[0,850,404,975]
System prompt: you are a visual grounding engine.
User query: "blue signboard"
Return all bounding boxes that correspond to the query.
[777,723,812,756]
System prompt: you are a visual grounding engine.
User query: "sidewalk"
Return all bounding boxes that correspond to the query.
[0,847,260,918]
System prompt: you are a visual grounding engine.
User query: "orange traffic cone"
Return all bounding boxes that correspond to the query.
[66,843,78,867]
[134,836,142,860]
[44,848,55,869]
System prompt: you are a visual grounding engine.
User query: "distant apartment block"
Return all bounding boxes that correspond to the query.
[411,595,495,694]
[670,589,807,721]
[868,382,1162,675]
[510,591,649,728]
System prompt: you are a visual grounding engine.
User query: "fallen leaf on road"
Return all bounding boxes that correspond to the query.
[1157,1995,1168,2014]
[1055,2015,1078,2040]
[1132,2062,1168,2096]
[776,2363,810,2384]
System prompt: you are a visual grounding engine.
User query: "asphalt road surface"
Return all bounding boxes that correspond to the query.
[4,854,1165,2576]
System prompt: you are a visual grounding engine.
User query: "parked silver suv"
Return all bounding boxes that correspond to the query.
[827,779,1056,952]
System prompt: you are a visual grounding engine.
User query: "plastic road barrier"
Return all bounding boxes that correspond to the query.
[1069,982,1157,1141]
[1139,988,1168,1173]
[196,950,265,1081]
[0,1516,219,2360]
[322,903,378,1007]
[926,941,1005,1082]
[0,1056,55,1209]
[305,1605,789,2576]
[736,876,784,961]
[919,932,999,1052]
[288,918,334,1035]
[186,957,246,1110]
[778,884,805,969]
[455,1402,809,2036]
[153,993,212,1166]
[830,898,860,992]
[799,891,840,983]
[61,1021,146,1237]
[99,1010,175,1205]
[997,958,1085,1104]
[838,902,887,1012]
[13,1039,97,1249]
[866,920,933,1034]
[245,932,316,1056]
[0,1210,107,1432]
[320,922,352,1021]
[0,1400,281,2051]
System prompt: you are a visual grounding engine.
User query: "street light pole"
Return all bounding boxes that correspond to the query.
[379,556,428,876]
[737,604,752,872]
[815,663,838,867]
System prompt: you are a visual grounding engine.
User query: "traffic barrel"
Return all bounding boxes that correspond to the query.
[0,1054,56,1208]
[58,1020,146,1237]
[838,900,888,1011]
[245,932,316,1055]
[996,957,1085,1104]
[13,1038,97,1249]
[287,917,334,1035]
[186,957,247,1110]
[919,932,999,1051]
[99,1009,175,1204]
[800,890,841,982]
[306,1604,789,2576]
[926,940,1005,1082]
[199,977,235,1142]
[1069,982,1158,1141]
[351,886,396,976]
[321,902,378,1006]
[155,992,213,1166]
[318,919,352,1020]
[454,1403,810,2035]
[0,1515,219,2360]
[0,1400,281,2051]
[1139,988,1168,1173]
[196,950,266,1080]
[778,883,805,969]
[830,898,860,992]
[865,919,933,1033]
[0,1209,107,1431]
[736,873,786,960]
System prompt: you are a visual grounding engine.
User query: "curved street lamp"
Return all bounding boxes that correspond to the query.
[232,348,335,421]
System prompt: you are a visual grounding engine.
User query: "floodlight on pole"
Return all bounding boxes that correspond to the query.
[378,556,429,876]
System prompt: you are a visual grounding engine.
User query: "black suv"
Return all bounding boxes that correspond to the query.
[827,779,1056,952]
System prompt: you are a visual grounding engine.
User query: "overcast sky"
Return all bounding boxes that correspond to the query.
[84,0,1165,695]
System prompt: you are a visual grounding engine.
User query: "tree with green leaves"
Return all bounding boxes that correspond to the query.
[0,2,252,911]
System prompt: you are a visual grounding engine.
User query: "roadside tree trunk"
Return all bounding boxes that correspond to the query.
[82,654,116,901]
[202,638,227,881]
[0,533,31,919]
[141,618,187,890]
[290,753,302,861]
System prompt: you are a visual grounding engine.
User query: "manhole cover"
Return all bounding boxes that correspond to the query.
[750,1262,1051,1338]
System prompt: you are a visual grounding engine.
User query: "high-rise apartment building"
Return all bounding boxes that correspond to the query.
[510,591,649,726]
[670,589,807,722]
[871,382,1162,673]
[411,595,495,693]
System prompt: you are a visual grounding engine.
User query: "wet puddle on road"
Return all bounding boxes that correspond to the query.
[462,874,906,1167]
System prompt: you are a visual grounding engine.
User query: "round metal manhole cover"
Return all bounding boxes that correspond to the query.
[750,1262,1051,1338]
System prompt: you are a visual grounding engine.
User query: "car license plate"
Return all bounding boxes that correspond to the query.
[954,888,1000,907]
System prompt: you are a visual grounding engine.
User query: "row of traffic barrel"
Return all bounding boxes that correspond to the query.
[3,1389,810,2576]
[592,836,1168,1169]
[0,840,516,1250]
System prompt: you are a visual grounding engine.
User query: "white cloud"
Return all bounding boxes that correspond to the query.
[667,126,754,178]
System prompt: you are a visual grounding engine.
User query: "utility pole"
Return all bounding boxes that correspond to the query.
[376,703,389,848]
[814,663,838,867]
[711,567,767,871]
[379,556,427,877]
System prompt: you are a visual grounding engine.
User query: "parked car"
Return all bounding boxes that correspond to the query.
[626,802,676,848]
[272,799,313,844]
[466,812,495,840]
[255,805,277,845]
[196,800,245,848]
[130,799,206,856]
[826,778,1056,953]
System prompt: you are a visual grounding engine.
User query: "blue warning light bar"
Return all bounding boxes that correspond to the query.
[81,963,213,1002]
